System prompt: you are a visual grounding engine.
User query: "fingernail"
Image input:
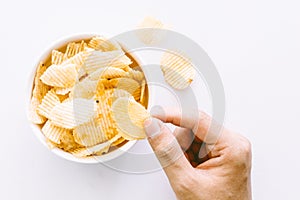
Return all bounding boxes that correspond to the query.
[144,118,161,138]
[150,105,165,118]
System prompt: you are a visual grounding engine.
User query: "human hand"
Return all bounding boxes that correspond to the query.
[144,108,252,200]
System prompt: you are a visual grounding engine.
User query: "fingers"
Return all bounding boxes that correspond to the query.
[144,118,193,179]
[151,106,223,145]
[173,127,194,151]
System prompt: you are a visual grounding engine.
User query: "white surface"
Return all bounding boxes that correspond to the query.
[1,0,300,199]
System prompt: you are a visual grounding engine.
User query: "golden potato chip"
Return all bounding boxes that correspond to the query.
[55,87,72,95]
[64,42,83,59]
[83,50,132,74]
[70,79,97,99]
[49,98,96,129]
[112,97,150,139]
[70,140,111,157]
[63,51,87,69]
[114,78,141,101]
[125,69,145,81]
[73,117,109,147]
[32,62,51,102]
[37,89,60,118]
[51,50,65,65]
[40,63,78,88]
[28,97,47,124]
[160,51,195,90]
[88,36,121,51]
[42,120,70,144]
[88,67,126,81]
[111,136,126,146]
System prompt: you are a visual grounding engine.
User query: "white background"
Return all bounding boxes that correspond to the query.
[1,0,300,199]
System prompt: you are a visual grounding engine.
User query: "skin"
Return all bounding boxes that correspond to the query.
[144,108,252,200]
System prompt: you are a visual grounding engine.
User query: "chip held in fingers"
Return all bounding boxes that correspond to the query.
[112,97,150,140]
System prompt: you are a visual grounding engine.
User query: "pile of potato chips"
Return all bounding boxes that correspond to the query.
[29,36,150,157]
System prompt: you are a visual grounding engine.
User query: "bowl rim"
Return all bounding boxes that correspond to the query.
[26,33,149,164]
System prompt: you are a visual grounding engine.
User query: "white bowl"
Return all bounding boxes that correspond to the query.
[26,33,149,164]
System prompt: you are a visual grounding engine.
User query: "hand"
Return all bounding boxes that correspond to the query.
[144,108,252,200]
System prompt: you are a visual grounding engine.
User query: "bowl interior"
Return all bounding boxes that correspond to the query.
[28,34,149,164]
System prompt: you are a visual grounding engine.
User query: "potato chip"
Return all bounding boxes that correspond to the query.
[28,97,47,124]
[73,118,109,147]
[83,50,132,74]
[70,140,112,157]
[114,78,141,101]
[32,62,51,102]
[88,67,126,81]
[111,136,126,146]
[63,51,87,69]
[55,87,72,95]
[88,36,121,52]
[112,97,150,139]
[40,63,78,88]
[42,120,70,144]
[51,50,65,65]
[160,51,195,90]
[70,79,97,99]
[37,89,60,118]
[49,98,96,129]
[125,69,145,81]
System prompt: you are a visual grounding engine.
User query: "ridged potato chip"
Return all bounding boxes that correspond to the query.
[42,120,70,144]
[111,136,126,146]
[64,42,85,59]
[70,79,97,99]
[51,50,65,65]
[88,67,126,81]
[114,78,141,101]
[84,50,132,74]
[125,69,145,82]
[73,118,109,147]
[32,62,51,102]
[49,98,96,129]
[37,89,60,118]
[112,97,150,139]
[28,97,47,124]
[40,63,78,88]
[160,51,195,90]
[88,36,121,52]
[55,87,72,95]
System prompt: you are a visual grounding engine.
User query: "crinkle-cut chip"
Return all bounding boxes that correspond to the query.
[55,87,72,95]
[64,42,85,59]
[137,16,166,45]
[111,136,126,146]
[55,131,81,151]
[88,36,121,52]
[140,80,146,105]
[70,79,97,99]
[63,51,87,69]
[125,69,145,81]
[49,98,96,129]
[88,67,126,81]
[79,40,86,52]
[73,118,109,147]
[42,120,70,144]
[32,62,51,102]
[112,97,150,139]
[51,50,65,65]
[160,51,195,90]
[106,89,133,102]
[40,63,78,87]
[70,140,111,157]
[114,78,141,101]
[28,97,47,124]
[37,89,60,118]
[83,50,132,74]
[119,65,131,72]
[95,79,106,98]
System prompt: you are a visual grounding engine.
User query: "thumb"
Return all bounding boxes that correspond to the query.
[144,117,193,179]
